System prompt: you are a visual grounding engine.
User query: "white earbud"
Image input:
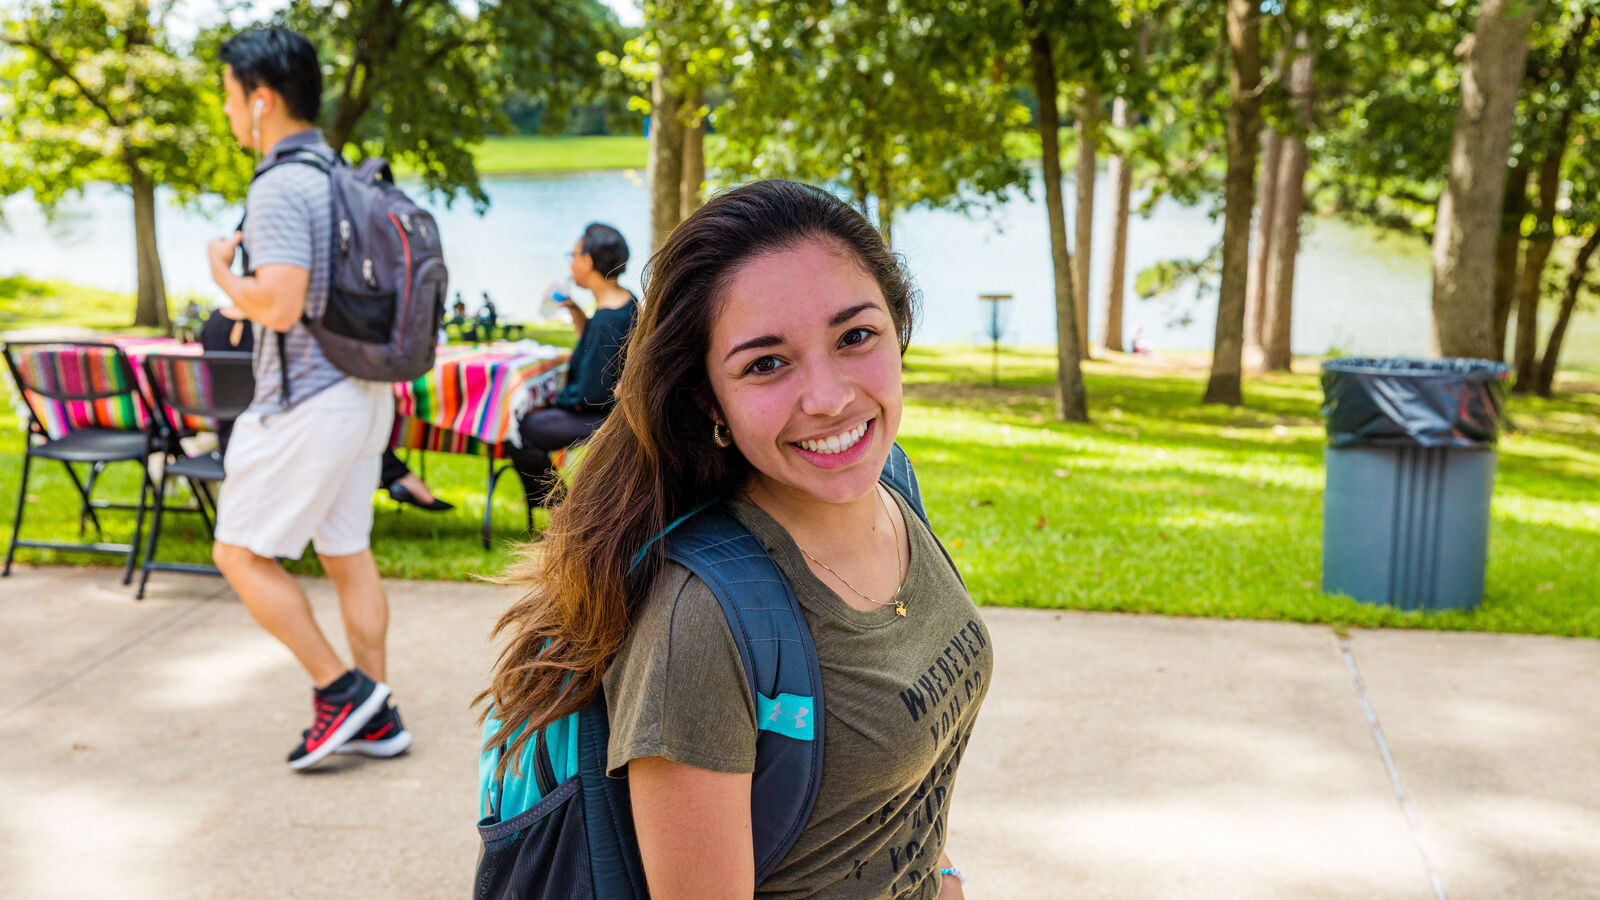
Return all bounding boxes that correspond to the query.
[250,98,263,158]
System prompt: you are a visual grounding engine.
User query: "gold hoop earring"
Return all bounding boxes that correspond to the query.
[712,422,733,448]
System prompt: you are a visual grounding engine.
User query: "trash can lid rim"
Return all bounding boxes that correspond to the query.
[1320,357,1514,377]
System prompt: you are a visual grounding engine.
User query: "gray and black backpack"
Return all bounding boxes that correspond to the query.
[245,151,448,403]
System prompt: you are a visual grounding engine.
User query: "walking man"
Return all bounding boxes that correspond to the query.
[207,26,412,770]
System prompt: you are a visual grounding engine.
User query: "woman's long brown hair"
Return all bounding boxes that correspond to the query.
[477,180,918,777]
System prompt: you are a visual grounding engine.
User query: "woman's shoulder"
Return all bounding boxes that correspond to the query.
[606,559,752,707]
[627,560,732,649]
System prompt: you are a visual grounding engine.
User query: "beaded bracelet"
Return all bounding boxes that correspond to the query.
[940,867,965,885]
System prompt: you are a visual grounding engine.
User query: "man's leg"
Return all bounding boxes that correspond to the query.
[319,548,388,683]
[213,542,347,688]
[213,383,392,770]
[313,379,394,681]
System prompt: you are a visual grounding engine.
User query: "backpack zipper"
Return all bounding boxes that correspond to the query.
[389,213,414,352]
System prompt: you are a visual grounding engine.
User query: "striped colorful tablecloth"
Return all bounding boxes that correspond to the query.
[9,336,195,438]
[6,337,568,458]
[390,344,569,457]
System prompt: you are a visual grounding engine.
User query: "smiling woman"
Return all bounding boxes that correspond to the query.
[480,180,989,900]
[709,240,905,507]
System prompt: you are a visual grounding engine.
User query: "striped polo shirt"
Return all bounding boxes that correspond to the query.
[242,128,344,411]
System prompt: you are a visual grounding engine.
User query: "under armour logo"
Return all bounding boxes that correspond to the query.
[768,702,809,729]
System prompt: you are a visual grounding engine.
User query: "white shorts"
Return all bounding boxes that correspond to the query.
[215,378,395,559]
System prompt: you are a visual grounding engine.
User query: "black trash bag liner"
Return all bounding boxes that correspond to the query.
[1321,357,1513,448]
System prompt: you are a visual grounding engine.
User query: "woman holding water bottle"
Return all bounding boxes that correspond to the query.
[509,222,637,509]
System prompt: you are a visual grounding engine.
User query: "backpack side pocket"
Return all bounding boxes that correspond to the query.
[475,774,593,900]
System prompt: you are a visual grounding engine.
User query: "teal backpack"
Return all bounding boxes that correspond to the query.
[475,445,929,899]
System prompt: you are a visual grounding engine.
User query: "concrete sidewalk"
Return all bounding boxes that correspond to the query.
[0,566,1595,899]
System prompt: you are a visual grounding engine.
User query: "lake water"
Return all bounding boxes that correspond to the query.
[0,168,1436,355]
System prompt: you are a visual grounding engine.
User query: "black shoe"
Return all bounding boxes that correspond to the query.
[387,481,454,512]
[335,703,414,758]
[287,669,390,771]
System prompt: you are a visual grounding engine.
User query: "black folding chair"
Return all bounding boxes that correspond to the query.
[2,341,159,583]
[136,351,255,599]
[483,446,535,549]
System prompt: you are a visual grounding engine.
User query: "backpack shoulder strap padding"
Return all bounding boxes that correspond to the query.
[878,442,928,527]
[878,443,965,590]
[353,156,394,184]
[241,148,340,407]
[576,696,650,899]
[662,506,825,884]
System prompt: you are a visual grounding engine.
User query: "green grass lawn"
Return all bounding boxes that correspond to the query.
[472,135,648,174]
[0,275,159,334]
[897,348,1600,637]
[432,130,1068,175]
[3,287,1598,637]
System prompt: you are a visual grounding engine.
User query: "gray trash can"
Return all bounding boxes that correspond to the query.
[1320,358,1513,611]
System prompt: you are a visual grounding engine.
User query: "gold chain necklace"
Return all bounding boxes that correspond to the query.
[797,487,908,617]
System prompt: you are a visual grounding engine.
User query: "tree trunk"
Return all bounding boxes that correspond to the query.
[325,0,398,151]
[327,77,369,152]
[1535,228,1600,396]
[1263,139,1306,372]
[1511,11,1590,391]
[876,173,894,250]
[1246,128,1281,353]
[1073,85,1098,355]
[647,62,685,253]
[1511,149,1561,388]
[1262,30,1314,373]
[128,161,169,331]
[1024,0,1088,423]
[680,86,705,221]
[1100,95,1133,354]
[1203,0,1263,406]
[1491,164,1528,360]
[1246,47,1287,354]
[1430,0,1539,359]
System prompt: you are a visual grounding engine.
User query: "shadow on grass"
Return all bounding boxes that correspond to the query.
[897,370,1600,638]
[4,348,1596,635]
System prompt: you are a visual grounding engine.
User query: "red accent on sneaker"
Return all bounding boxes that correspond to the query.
[367,722,396,740]
[306,702,354,751]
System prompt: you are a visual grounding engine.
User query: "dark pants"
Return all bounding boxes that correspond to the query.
[508,407,607,506]
[379,449,409,488]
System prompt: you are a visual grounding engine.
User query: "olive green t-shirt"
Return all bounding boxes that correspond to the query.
[603,491,993,900]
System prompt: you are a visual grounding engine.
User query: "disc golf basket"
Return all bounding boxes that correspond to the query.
[977,293,1013,386]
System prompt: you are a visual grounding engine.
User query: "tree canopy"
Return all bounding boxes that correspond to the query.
[279,0,624,211]
[705,0,1032,245]
[1,0,252,326]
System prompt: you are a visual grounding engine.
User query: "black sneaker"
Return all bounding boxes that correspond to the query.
[335,703,414,758]
[286,669,390,771]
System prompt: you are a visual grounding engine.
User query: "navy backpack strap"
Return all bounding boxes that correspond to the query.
[237,149,336,408]
[877,442,928,527]
[645,442,929,882]
[577,696,650,899]
[878,443,965,590]
[663,507,824,884]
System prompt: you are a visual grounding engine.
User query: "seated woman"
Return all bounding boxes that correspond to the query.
[508,222,637,509]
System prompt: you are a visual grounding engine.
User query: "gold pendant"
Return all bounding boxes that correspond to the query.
[895,602,907,617]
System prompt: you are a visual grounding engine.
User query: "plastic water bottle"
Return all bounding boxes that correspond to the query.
[541,279,575,322]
